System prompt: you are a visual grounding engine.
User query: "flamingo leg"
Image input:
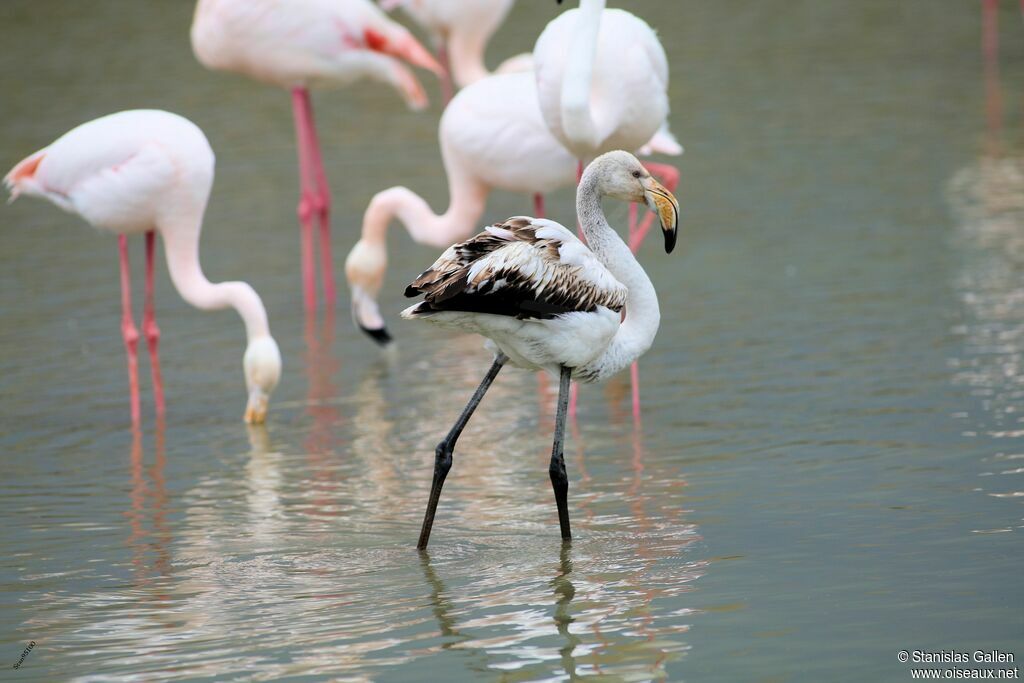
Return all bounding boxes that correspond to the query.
[417,353,506,549]
[550,365,573,541]
[438,42,454,106]
[298,90,336,309]
[143,231,165,418]
[118,235,141,425]
[630,162,680,253]
[533,194,550,403]
[623,162,680,424]
[569,159,586,419]
[575,159,585,240]
[292,87,319,312]
[983,0,999,67]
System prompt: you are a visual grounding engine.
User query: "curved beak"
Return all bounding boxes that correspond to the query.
[642,177,680,253]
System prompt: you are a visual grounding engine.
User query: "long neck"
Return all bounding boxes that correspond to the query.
[561,0,605,152]
[361,168,487,251]
[447,28,490,88]
[577,173,660,379]
[160,214,272,342]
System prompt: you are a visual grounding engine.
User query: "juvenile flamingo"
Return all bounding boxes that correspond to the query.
[402,151,679,548]
[535,0,682,419]
[191,0,443,311]
[4,110,282,424]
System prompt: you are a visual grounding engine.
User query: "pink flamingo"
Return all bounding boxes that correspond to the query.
[344,69,678,343]
[535,0,682,421]
[5,110,283,425]
[191,0,443,312]
[381,0,530,101]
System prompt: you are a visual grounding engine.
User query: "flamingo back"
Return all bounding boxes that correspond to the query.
[441,72,576,194]
[5,110,214,235]
[534,7,670,158]
[191,0,437,96]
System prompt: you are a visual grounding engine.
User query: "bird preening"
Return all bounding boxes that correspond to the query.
[403,150,679,548]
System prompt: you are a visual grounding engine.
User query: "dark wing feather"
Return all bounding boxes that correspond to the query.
[404,217,626,320]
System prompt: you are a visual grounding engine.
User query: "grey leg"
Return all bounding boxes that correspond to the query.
[417,353,507,549]
[549,365,573,541]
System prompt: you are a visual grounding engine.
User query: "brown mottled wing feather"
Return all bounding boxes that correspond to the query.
[404,217,627,320]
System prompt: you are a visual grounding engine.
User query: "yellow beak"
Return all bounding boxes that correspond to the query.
[642,177,680,253]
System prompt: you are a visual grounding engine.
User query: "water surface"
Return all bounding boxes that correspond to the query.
[1,1,1022,681]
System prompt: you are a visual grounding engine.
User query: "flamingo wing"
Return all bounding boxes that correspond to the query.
[403,216,627,320]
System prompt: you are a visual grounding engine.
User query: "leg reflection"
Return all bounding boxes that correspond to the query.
[418,552,464,646]
[551,543,581,680]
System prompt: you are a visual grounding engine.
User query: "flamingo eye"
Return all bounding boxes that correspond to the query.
[632,170,642,178]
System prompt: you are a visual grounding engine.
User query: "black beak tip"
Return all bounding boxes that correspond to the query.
[664,229,677,254]
[359,323,394,347]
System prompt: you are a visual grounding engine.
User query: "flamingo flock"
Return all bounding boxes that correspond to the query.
[5,0,684,544]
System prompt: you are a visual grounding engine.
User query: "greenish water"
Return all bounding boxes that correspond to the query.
[1,1,1022,681]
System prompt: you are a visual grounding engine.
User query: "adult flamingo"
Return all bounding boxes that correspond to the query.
[535,0,681,419]
[381,0,528,101]
[345,70,679,343]
[4,110,283,425]
[191,0,443,311]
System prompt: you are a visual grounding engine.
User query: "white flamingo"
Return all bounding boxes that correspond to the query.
[4,110,282,425]
[401,150,679,547]
[191,0,442,311]
[535,0,680,419]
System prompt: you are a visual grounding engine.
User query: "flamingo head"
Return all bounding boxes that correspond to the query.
[589,151,680,253]
[345,238,392,345]
[243,336,282,424]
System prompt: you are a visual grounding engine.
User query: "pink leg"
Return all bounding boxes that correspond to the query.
[569,160,589,417]
[982,0,1004,142]
[625,163,680,423]
[630,162,680,253]
[983,0,999,65]
[568,383,579,420]
[533,193,549,396]
[298,91,336,309]
[438,43,454,106]
[118,235,141,425]
[575,160,585,241]
[630,361,641,425]
[569,160,587,418]
[292,87,319,312]
[628,202,639,245]
[143,231,165,418]
[626,195,642,423]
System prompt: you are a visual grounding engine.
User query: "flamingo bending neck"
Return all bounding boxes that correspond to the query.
[345,176,488,340]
